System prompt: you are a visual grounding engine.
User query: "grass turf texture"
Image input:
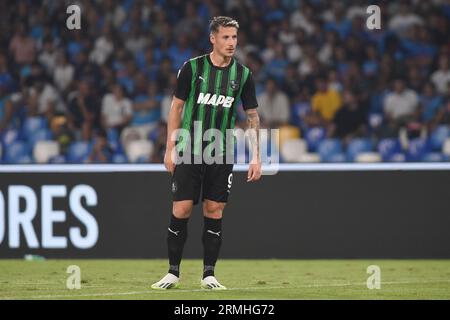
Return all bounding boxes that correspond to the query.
[0,259,449,300]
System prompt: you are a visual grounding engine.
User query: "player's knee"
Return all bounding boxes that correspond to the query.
[173,202,193,219]
[203,202,224,218]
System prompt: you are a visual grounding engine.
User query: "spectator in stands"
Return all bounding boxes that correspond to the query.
[420,82,443,130]
[383,79,419,136]
[307,77,342,126]
[388,2,424,36]
[328,90,367,144]
[67,79,101,141]
[257,79,290,128]
[31,79,65,121]
[51,116,73,155]
[53,52,75,94]
[384,79,419,122]
[8,23,36,66]
[291,87,311,130]
[38,37,57,75]
[89,23,115,66]
[430,55,450,95]
[0,87,13,133]
[430,83,450,127]
[0,53,14,92]
[150,121,167,164]
[87,129,113,163]
[121,80,161,145]
[168,34,193,71]
[101,83,132,134]
[161,74,177,124]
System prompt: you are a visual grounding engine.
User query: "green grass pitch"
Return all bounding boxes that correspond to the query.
[0,259,449,299]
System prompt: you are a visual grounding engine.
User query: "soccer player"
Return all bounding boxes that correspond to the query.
[151,16,261,290]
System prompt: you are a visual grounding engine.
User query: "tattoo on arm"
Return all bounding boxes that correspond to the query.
[246,109,260,162]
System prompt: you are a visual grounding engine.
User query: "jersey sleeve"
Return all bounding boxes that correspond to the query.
[173,61,193,101]
[240,72,258,110]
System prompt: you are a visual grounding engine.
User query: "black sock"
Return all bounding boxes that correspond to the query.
[167,214,189,277]
[202,217,222,279]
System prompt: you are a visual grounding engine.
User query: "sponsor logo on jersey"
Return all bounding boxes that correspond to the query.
[196,92,235,108]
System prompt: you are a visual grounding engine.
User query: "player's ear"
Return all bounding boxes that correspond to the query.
[209,32,215,45]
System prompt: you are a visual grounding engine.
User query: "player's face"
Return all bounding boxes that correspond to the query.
[211,26,237,58]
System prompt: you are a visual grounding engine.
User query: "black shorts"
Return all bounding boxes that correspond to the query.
[171,163,234,205]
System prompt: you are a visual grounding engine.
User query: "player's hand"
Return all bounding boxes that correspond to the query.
[164,148,176,175]
[247,160,262,182]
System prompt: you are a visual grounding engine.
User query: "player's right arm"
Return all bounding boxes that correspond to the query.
[164,96,184,174]
[164,61,192,174]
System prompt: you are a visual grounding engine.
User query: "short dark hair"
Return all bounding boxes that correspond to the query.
[209,16,239,34]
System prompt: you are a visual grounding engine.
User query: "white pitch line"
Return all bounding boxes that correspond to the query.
[2,279,450,300]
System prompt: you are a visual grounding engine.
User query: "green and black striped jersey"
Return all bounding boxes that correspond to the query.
[174,54,258,156]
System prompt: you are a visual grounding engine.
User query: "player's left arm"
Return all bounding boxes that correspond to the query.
[241,71,261,182]
[246,107,262,182]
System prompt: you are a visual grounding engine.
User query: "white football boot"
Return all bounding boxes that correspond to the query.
[200,276,227,290]
[151,273,180,290]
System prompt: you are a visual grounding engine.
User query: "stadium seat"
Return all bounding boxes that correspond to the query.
[22,116,48,138]
[305,127,326,152]
[429,125,450,151]
[15,155,33,164]
[259,131,279,163]
[125,139,154,163]
[280,138,307,162]
[317,139,342,162]
[48,155,66,164]
[67,141,92,163]
[33,141,60,164]
[28,128,53,149]
[4,141,31,164]
[346,138,373,162]
[355,152,382,163]
[325,152,347,162]
[386,152,406,162]
[406,138,430,162]
[422,152,447,162]
[148,126,159,142]
[1,128,20,146]
[107,128,121,152]
[277,125,301,150]
[443,138,450,156]
[297,153,321,163]
[377,138,402,161]
[112,153,128,163]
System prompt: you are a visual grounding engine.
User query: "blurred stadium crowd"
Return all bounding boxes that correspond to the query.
[0,0,449,164]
